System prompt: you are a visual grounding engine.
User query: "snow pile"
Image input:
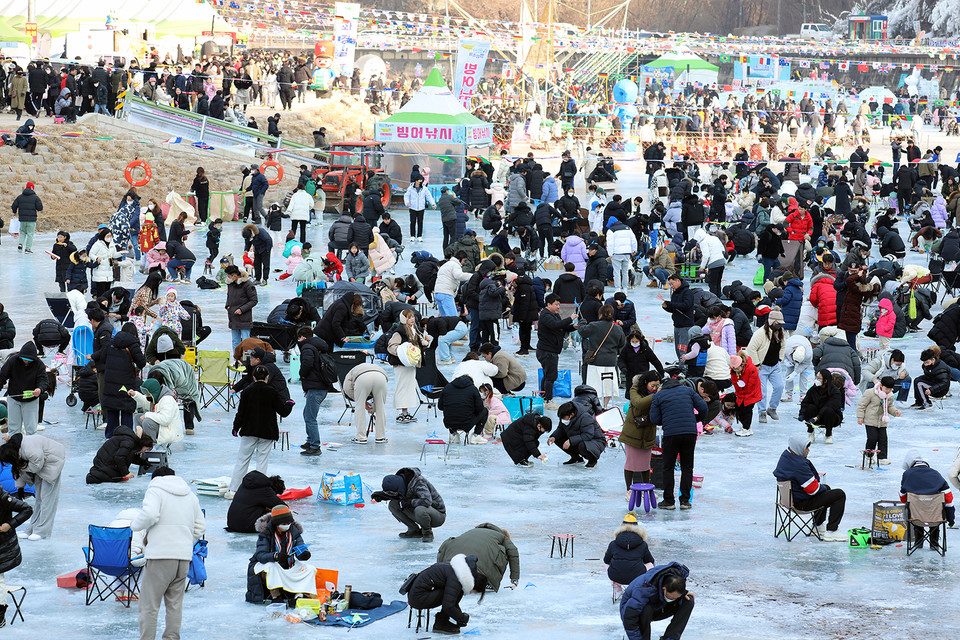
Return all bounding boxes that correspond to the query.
[849,0,960,38]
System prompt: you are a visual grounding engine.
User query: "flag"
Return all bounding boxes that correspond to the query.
[857,64,869,72]
[838,61,849,71]
[161,137,182,144]
[598,73,608,79]
[718,54,730,63]
[192,141,214,150]
[779,58,790,66]
[799,60,810,68]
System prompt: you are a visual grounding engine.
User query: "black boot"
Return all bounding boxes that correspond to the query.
[432,615,460,635]
[0,604,6,628]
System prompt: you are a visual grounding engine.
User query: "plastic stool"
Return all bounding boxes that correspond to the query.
[275,431,290,451]
[628,483,658,513]
[549,534,576,558]
[408,606,434,632]
[861,449,879,469]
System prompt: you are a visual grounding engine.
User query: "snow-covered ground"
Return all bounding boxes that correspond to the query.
[3,138,958,640]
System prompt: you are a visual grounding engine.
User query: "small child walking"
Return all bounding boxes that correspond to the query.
[138,213,160,273]
[156,287,191,336]
[205,218,222,273]
[857,375,902,465]
[876,297,895,350]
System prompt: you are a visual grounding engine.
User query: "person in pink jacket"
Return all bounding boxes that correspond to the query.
[705,307,737,355]
[875,297,896,350]
[479,383,512,441]
[560,234,588,279]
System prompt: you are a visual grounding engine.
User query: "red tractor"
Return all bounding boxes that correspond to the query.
[316,140,391,213]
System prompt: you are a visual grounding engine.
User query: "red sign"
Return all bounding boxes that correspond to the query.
[25,22,37,43]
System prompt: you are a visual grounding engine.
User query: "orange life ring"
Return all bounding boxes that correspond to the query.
[260,160,283,185]
[124,160,152,187]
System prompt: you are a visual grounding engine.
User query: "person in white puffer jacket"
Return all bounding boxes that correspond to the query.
[694,228,727,297]
[130,378,184,447]
[132,467,205,640]
[435,253,472,317]
[285,186,314,244]
[606,216,638,292]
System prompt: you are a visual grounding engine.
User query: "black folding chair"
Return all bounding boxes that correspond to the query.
[414,348,448,419]
[331,350,368,424]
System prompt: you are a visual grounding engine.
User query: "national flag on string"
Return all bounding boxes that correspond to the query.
[799,60,809,68]
[192,141,214,150]
[819,62,830,69]
[779,59,790,66]
[718,55,730,63]
[161,137,182,144]
[857,64,869,72]
[838,61,849,71]
[598,73,608,79]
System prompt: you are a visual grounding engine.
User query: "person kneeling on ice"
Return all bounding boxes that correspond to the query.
[605,513,655,601]
[548,402,606,468]
[500,413,552,467]
[773,435,847,541]
[402,554,487,635]
[438,375,490,445]
[900,452,955,551]
[798,369,844,444]
[246,505,316,605]
[620,562,694,640]
[371,467,446,543]
[85,428,153,483]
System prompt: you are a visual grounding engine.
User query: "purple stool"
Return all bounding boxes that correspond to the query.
[628,483,657,513]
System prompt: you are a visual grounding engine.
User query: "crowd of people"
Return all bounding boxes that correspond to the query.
[3,50,960,639]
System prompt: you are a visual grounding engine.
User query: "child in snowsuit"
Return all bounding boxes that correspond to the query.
[156,287,191,335]
[206,218,223,269]
[857,375,901,466]
[876,297,895,350]
[139,213,160,272]
[279,245,303,281]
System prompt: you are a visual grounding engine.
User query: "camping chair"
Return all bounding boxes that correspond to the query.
[905,493,948,557]
[4,585,25,624]
[774,481,825,541]
[331,350,368,424]
[45,292,75,328]
[197,350,241,411]
[186,510,208,591]
[83,525,143,608]
[414,348,448,419]
[927,256,945,301]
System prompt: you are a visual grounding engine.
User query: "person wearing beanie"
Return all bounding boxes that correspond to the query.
[11,180,43,253]
[246,503,316,604]
[370,467,446,543]
[746,310,786,425]
[782,333,813,402]
[899,452,956,551]
[138,211,161,273]
[131,467,206,640]
[773,435,847,541]
[155,286,190,337]
[857,376,901,466]
[130,377,184,446]
[604,512,655,599]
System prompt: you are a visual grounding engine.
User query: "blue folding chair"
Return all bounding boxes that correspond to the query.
[84,525,142,607]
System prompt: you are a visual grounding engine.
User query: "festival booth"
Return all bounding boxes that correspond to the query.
[644,51,719,89]
[374,67,493,192]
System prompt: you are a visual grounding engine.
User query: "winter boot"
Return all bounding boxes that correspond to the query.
[432,615,461,635]
[766,409,779,420]
[0,604,6,628]
[758,411,767,424]
[421,529,434,543]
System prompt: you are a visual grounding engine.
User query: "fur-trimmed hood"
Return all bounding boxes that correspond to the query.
[449,553,478,595]
[254,512,303,535]
[613,523,648,541]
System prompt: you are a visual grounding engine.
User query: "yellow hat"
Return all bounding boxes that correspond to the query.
[623,513,638,525]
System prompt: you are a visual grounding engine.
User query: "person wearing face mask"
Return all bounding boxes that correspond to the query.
[857,376,901,466]
[746,310,786,424]
[620,562,695,640]
[556,189,582,235]
[0,342,48,437]
[756,223,785,283]
[224,265,259,352]
[773,435,847,541]
[246,504,316,604]
[618,331,664,401]
[799,368,845,444]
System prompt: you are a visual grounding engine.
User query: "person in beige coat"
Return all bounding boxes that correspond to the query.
[479,343,527,394]
[9,68,28,120]
[856,376,901,466]
[343,362,390,444]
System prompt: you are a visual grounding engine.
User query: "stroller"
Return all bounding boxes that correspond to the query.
[45,292,75,329]
[180,300,212,347]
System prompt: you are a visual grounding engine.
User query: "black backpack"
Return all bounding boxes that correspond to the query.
[317,351,338,386]
[833,269,849,311]
[195,275,219,289]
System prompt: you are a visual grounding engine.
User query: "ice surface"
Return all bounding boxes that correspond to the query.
[3,154,958,640]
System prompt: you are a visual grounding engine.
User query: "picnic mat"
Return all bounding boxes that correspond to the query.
[303,600,407,628]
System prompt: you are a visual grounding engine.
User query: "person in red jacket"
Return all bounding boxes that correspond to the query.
[730,352,762,437]
[322,252,343,281]
[784,198,813,241]
[808,267,838,329]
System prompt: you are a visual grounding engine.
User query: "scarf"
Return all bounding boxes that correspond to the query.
[707,318,724,346]
[875,388,891,423]
[273,528,294,555]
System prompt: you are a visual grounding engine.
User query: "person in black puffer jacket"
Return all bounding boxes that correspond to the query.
[92,324,146,439]
[0,306,15,353]
[404,554,487,634]
[283,297,321,326]
[512,275,540,355]
[413,254,441,303]
[232,347,289,401]
[618,331,664,399]
[76,363,100,411]
[464,260,496,350]
[31,318,70,356]
[0,486,33,609]
[928,300,960,349]
[584,245,610,288]
[604,513,655,589]
[314,293,366,347]
[85,426,152,483]
[914,348,953,409]
[438,375,489,442]
[549,402,606,467]
[226,470,286,533]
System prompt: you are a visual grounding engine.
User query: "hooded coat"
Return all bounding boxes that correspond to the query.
[227,470,285,533]
[438,376,487,431]
[407,554,481,625]
[809,272,838,327]
[85,426,148,483]
[131,474,205,561]
[245,512,309,603]
[621,381,657,450]
[0,342,48,402]
[437,523,519,592]
[551,407,606,460]
[225,271,258,330]
[315,293,363,347]
[620,563,691,640]
[94,330,145,412]
[560,236,589,279]
[778,278,804,330]
[604,523,655,585]
[500,413,546,464]
[812,336,862,384]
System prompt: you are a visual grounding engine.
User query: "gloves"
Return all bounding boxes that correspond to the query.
[505,580,518,590]
[274,552,293,570]
[297,550,311,561]
[232,426,240,437]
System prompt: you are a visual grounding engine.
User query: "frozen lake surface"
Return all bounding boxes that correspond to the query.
[2,164,957,640]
